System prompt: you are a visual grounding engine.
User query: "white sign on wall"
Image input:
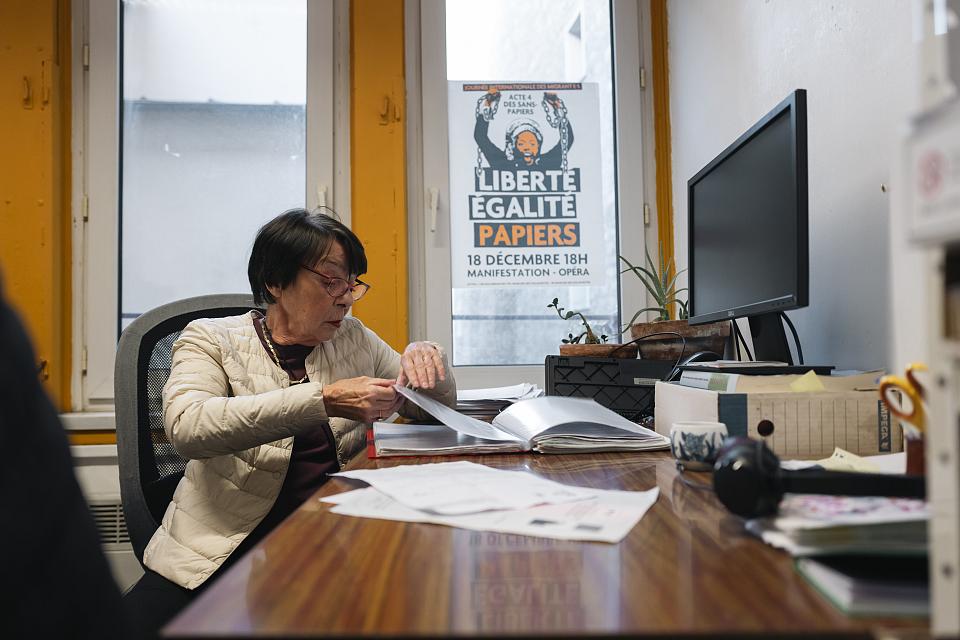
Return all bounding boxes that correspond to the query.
[907,101,960,244]
[448,82,604,288]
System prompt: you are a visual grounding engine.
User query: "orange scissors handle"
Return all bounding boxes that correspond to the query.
[879,375,926,432]
[905,362,928,400]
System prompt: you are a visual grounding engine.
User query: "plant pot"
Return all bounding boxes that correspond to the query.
[559,342,639,359]
[629,319,730,361]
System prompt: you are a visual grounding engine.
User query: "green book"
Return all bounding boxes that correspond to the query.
[795,555,929,618]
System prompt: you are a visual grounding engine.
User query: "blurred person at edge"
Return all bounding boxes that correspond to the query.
[0,276,127,638]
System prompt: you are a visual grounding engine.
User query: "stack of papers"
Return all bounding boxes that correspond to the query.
[746,494,929,556]
[455,383,544,419]
[322,460,659,543]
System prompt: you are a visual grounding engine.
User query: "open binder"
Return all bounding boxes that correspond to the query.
[370,386,670,458]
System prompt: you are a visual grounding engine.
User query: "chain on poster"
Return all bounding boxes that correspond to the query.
[448,82,604,288]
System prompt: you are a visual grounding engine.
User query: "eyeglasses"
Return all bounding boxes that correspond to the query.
[299,265,370,301]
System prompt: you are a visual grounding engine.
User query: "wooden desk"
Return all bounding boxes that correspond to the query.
[164,451,925,637]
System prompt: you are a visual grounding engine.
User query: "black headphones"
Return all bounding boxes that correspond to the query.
[712,437,926,518]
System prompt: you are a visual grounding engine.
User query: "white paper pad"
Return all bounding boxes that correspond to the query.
[321,485,659,543]
[333,460,597,515]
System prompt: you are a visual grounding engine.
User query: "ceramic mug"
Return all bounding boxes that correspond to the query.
[670,421,728,471]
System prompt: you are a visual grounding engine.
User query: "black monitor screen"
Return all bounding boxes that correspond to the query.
[688,90,807,325]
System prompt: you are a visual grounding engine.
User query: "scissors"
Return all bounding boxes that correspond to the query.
[878,362,927,434]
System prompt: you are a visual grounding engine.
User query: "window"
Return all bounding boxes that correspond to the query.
[120,0,307,330]
[74,0,344,410]
[410,0,651,386]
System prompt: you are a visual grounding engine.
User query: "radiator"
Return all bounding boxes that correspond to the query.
[71,445,144,592]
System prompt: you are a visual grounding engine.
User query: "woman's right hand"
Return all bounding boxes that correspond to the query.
[322,376,403,423]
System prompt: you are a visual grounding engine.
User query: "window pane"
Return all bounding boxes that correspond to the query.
[446,0,619,366]
[120,0,306,330]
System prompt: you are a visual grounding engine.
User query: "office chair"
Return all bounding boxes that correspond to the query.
[115,293,259,565]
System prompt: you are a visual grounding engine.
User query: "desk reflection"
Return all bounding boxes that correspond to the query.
[165,451,921,637]
[452,530,621,632]
[451,454,637,632]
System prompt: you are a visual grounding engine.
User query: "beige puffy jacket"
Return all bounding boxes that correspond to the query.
[143,312,456,589]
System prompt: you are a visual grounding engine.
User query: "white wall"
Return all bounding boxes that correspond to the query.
[667,0,914,370]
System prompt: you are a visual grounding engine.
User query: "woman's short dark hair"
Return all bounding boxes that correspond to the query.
[248,207,367,306]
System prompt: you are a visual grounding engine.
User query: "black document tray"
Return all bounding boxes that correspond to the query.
[544,355,674,424]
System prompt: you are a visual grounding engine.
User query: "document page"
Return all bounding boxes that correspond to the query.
[493,396,669,449]
[322,485,660,544]
[396,386,523,444]
[334,460,597,515]
[372,423,526,456]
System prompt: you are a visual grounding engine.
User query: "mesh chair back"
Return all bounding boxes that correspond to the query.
[147,332,188,479]
[115,294,258,564]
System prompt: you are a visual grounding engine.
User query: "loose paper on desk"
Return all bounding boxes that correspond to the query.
[322,484,660,544]
[780,448,906,473]
[333,460,597,515]
[814,447,881,472]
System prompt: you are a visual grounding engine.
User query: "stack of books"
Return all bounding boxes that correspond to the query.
[454,383,543,420]
[794,555,928,617]
[746,494,928,556]
[746,494,929,617]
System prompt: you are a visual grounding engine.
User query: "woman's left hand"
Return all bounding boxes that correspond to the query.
[397,342,446,390]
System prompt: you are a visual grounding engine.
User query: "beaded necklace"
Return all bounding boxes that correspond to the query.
[260,316,309,385]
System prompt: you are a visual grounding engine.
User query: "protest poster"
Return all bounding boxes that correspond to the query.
[448,82,604,289]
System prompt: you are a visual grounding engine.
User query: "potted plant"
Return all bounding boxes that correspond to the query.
[619,249,730,360]
[548,298,639,358]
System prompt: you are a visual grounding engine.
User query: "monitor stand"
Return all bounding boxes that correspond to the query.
[749,312,793,364]
[740,312,834,375]
[681,312,835,375]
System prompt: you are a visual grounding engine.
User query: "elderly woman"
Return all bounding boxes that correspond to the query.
[125,208,456,634]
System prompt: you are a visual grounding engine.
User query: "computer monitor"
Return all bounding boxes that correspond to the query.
[687,89,808,364]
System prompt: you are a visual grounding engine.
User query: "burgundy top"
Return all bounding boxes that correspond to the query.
[232,313,339,556]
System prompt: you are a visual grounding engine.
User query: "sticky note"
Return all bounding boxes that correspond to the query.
[790,370,826,393]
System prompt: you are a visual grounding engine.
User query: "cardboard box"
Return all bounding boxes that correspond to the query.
[654,371,902,458]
